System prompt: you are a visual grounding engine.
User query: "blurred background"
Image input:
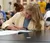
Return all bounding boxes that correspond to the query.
[0,0,48,12]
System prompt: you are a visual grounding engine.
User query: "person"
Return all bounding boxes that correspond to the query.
[44,10,50,30]
[11,3,24,17]
[46,0,50,11]
[0,5,6,21]
[38,0,46,16]
[2,4,44,31]
[14,3,24,12]
[44,10,50,27]
[5,12,11,20]
[0,5,6,27]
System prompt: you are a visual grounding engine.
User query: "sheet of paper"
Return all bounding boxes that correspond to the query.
[0,30,32,36]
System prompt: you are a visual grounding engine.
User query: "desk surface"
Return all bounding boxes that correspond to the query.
[0,30,50,43]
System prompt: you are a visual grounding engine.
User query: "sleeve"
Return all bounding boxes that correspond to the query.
[1,12,21,29]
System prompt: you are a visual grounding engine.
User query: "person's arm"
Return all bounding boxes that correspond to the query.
[2,12,21,29]
[6,25,24,30]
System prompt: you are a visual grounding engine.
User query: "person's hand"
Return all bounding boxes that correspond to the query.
[6,26,17,30]
[7,26,24,30]
[14,26,24,30]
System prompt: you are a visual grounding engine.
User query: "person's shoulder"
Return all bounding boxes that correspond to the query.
[14,12,22,17]
[15,12,22,15]
[44,10,50,17]
[16,12,21,14]
[46,10,50,14]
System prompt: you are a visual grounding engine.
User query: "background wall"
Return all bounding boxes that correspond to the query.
[0,0,49,12]
[0,0,3,10]
[3,0,14,11]
[0,0,14,11]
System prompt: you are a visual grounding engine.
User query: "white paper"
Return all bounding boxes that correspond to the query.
[0,30,32,36]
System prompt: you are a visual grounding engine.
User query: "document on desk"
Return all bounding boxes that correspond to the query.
[0,30,32,36]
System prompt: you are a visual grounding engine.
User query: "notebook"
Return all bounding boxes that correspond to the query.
[0,30,32,36]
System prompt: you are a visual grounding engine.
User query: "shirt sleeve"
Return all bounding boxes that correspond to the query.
[1,12,21,29]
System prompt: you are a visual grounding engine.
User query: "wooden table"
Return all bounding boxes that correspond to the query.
[0,30,50,43]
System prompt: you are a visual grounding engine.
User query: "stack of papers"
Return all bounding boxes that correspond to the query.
[0,30,32,36]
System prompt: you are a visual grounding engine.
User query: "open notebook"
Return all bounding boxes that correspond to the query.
[0,30,32,36]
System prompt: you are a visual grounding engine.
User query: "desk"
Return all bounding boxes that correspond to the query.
[0,30,50,43]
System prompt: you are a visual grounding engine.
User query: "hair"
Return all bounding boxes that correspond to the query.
[25,4,43,30]
[14,3,24,12]
[19,4,24,11]
[49,0,50,3]
[14,3,19,7]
